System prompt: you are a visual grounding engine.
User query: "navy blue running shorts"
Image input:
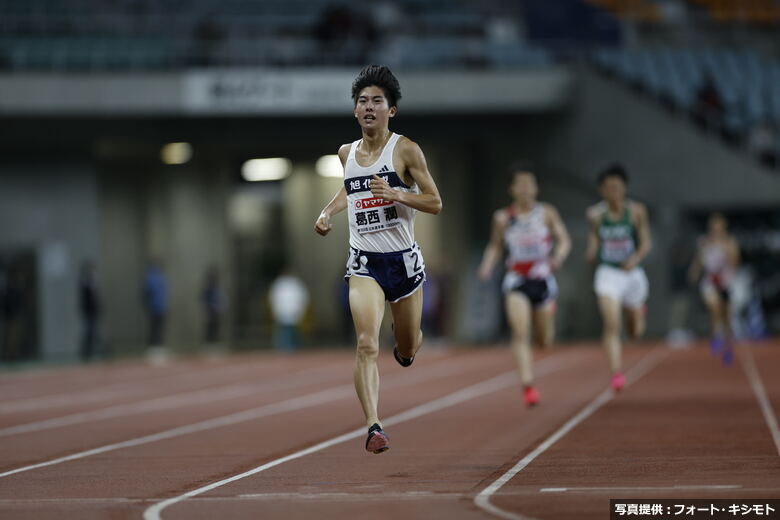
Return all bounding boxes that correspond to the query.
[345,243,426,302]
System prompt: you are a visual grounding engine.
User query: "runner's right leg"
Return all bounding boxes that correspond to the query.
[506,291,539,405]
[349,276,386,428]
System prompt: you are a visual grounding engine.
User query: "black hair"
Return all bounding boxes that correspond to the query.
[597,163,629,185]
[507,160,536,184]
[351,65,402,108]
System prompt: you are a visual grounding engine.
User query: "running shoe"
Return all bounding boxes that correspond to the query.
[611,372,626,392]
[365,423,390,454]
[523,386,540,407]
[710,336,725,356]
[393,346,414,367]
[721,345,734,366]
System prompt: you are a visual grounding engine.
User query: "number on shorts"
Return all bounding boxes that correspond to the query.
[410,252,420,272]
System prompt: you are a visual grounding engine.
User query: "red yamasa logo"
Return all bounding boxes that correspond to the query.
[356,197,394,210]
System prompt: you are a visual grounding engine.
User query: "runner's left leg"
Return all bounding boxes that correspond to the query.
[389,286,424,360]
[625,305,646,340]
[533,301,556,350]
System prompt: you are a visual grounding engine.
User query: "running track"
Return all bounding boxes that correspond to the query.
[0,341,778,519]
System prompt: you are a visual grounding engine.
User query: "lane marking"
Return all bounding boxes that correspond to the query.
[739,345,780,457]
[539,485,742,493]
[142,354,579,520]
[0,361,341,415]
[0,485,767,507]
[236,491,463,501]
[474,348,669,520]
[0,364,352,437]
[0,353,491,479]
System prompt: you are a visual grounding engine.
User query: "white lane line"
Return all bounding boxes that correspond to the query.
[0,486,760,507]
[142,354,578,520]
[739,345,780,457]
[0,495,458,506]
[0,363,351,437]
[236,491,464,501]
[0,353,486,479]
[474,348,669,520]
[0,361,338,415]
[539,485,741,493]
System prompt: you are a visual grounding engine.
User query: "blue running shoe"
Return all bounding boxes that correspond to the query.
[710,336,725,356]
[721,346,734,366]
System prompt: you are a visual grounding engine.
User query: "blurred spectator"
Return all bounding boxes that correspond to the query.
[193,14,225,66]
[269,268,309,351]
[694,74,724,128]
[202,265,224,345]
[314,4,377,64]
[79,261,101,361]
[373,1,405,41]
[747,120,778,169]
[143,260,168,347]
[315,5,356,48]
[485,8,522,45]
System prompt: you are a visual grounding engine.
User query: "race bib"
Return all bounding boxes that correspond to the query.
[402,246,425,278]
[346,250,369,276]
[354,197,401,234]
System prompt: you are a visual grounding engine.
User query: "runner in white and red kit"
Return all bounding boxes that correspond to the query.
[478,163,571,407]
[688,212,740,365]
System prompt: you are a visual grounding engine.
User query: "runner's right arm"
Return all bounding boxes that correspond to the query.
[688,239,703,285]
[314,144,351,236]
[585,206,601,264]
[622,202,652,271]
[478,210,507,281]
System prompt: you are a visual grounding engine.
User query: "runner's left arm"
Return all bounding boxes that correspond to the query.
[727,236,741,268]
[368,138,442,215]
[622,202,652,271]
[545,204,571,271]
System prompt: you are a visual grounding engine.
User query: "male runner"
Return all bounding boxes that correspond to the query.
[585,164,652,391]
[314,65,442,453]
[478,164,570,406]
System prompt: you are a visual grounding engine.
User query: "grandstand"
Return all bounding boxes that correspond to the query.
[0,0,777,360]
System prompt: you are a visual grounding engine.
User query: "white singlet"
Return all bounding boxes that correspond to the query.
[504,203,553,279]
[700,239,735,290]
[344,133,419,253]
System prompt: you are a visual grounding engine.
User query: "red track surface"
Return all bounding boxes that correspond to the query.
[0,341,778,519]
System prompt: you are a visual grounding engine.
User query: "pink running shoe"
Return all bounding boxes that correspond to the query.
[523,386,540,407]
[611,372,626,392]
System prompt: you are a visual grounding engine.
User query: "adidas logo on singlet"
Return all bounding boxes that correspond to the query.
[378,165,390,173]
